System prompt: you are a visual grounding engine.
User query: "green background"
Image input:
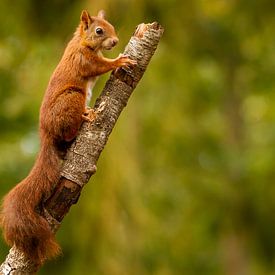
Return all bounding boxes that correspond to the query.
[1,0,275,274]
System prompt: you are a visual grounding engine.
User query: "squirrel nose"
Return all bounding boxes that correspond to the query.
[111,38,119,47]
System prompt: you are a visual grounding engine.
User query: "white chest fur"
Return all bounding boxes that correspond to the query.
[86,77,98,106]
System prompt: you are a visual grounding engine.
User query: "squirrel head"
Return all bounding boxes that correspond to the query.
[80,10,119,51]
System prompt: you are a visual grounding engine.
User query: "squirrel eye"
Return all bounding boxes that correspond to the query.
[95,27,103,35]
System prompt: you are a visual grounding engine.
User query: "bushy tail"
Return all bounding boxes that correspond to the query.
[0,139,61,264]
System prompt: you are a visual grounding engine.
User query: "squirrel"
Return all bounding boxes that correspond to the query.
[0,10,136,264]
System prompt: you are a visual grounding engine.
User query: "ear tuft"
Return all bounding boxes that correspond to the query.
[97,10,106,19]
[80,10,92,30]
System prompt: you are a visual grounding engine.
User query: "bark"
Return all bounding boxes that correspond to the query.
[0,22,164,274]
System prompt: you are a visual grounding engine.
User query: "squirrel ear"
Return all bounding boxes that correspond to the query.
[80,10,93,30]
[97,10,106,19]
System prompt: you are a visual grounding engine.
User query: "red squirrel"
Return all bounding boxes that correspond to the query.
[0,10,136,264]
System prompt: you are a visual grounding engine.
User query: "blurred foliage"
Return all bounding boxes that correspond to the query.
[1,0,275,274]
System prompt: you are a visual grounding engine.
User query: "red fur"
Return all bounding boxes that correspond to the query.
[0,10,135,264]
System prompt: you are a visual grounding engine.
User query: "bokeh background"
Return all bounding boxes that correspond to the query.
[1,0,275,274]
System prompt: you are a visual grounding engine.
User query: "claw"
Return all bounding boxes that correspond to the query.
[82,108,97,123]
[116,53,137,68]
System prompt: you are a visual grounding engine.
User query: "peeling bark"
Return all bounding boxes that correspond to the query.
[0,22,164,275]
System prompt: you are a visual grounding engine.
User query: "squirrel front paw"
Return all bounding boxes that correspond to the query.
[115,54,137,68]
